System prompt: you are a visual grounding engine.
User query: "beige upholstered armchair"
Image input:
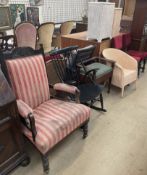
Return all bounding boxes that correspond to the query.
[37,22,55,53]
[103,48,138,97]
[52,21,74,48]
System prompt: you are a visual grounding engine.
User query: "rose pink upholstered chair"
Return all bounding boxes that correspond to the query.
[2,48,90,174]
[103,48,138,97]
[15,22,37,49]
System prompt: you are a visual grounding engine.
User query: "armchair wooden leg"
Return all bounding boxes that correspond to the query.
[138,61,141,77]
[41,154,49,174]
[107,77,112,93]
[142,59,146,73]
[121,87,124,97]
[81,119,89,139]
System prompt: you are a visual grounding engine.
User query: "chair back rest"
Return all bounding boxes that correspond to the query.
[112,35,123,49]
[4,53,50,109]
[103,48,133,68]
[122,33,131,49]
[60,21,74,35]
[38,22,55,53]
[76,45,96,64]
[0,35,16,51]
[50,46,79,85]
[15,22,37,49]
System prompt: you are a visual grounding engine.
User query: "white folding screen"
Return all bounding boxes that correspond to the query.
[8,0,88,23]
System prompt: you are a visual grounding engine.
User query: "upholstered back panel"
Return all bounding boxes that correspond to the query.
[37,23,55,53]
[122,33,131,48]
[112,35,123,49]
[60,21,74,35]
[6,55,50,109]
[15,23,37,49]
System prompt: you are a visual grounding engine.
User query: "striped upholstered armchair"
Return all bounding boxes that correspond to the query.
[1,48,91,174]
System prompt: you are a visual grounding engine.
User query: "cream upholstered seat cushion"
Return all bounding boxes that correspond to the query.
[103,48,137,96]
[22,99,90,154]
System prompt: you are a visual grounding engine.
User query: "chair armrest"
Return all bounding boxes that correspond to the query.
[17,99,33,118]
[53,83,80,103]
[17,100,37,142]
[54,83,80,94]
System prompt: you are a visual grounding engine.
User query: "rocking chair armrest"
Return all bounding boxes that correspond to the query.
[54,83,80,95]
[17,100,37,142]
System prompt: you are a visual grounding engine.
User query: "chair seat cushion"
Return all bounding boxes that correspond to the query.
[80,63,112,78]
[77,84,103,103]
[127,50,146,60]
[22,99,90,154]
[132,56,141,62]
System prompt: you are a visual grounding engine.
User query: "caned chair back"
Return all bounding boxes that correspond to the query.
[37,22,55,53]
[5,54,50,109]
[15,22,37,49]
[60,21,74,35]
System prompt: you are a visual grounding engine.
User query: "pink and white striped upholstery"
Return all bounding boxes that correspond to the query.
[54,83,80,94]
[17,99,33,118]
[6,55,50,109]
[22,99,90,154]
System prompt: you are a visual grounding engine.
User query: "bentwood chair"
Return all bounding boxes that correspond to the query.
[0,35,16,52]
[103,48,138,97]
[37,22,55,53]
[15,22,37,49]
[52,21,74,48]
[50,46,107,112]
[1,47,91,174]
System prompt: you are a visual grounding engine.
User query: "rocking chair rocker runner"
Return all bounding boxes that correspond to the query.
[50,46,107,112]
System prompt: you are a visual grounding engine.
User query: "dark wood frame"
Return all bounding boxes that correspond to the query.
[0,46,90,174]
[0,68,30,174]
[0,35,16,52]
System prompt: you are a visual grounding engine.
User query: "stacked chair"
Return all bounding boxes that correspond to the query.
[122,33,147,74]
[0,47,91,174]
[112,33,147,76]
[103,48,138,97]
